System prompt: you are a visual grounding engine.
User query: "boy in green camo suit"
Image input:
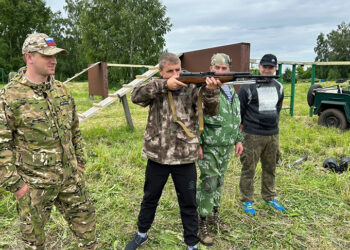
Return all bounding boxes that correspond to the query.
[0,33,96,249]
[196,53,243,246]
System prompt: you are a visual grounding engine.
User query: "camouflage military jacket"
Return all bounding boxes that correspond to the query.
[0,71,86,192]
[200,86,244,146]
[131,78,220,165]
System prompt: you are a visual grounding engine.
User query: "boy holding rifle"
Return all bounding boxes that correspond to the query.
[125,52,221,250]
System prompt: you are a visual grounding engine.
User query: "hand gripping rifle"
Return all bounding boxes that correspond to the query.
[168,72,279,138]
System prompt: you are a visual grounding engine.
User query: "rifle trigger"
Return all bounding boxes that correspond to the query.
[196,83,206,88]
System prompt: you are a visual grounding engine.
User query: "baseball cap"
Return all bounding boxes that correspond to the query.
[260,54,277,66]
[211,53,231,66]
[22,33,67,55]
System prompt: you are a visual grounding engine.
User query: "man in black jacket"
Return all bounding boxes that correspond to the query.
[238,54,285,216]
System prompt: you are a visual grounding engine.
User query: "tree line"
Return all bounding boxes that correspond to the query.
[282,21,350,83]
[1,1,349,85]
[0,0,171,87]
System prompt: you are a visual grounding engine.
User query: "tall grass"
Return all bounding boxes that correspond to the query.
[0,81,349,249]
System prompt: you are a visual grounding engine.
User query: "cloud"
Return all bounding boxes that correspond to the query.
[162,0,350,61]
[47,0,350,62]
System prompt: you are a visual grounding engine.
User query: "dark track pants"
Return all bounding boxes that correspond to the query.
[137,159,200,246]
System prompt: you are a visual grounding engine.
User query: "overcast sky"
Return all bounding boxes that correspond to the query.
[46,0,350,63]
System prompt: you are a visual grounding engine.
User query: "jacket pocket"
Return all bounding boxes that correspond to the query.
[59,101,73,129]
[204,122,222,128]
[176,130,200,144]
[174,130,199,159]
[142,128,161,159]
[19,149,56,167]
[143,127,159,141]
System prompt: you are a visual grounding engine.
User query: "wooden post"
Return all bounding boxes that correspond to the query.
[120,95,134,130]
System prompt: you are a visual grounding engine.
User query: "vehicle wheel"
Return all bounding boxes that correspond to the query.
[339,157,350,171]
[318,108,348,130]
[323,158,338,172]
[307,84,322,107]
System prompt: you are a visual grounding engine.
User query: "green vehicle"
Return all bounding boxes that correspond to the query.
[307,83,350,130]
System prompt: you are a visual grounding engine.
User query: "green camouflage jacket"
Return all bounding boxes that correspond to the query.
[200,86,244,146]
[0,71,86,192]
[131,78,220,165]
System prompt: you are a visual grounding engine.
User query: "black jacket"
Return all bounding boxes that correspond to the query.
[238,79,284,136]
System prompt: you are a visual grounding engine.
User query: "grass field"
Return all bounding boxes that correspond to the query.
[0,81,350,249]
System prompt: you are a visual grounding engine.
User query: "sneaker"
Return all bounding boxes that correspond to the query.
[187,245,199,250]
[242,201,256,216]
[208,211,232,233]
[124,233,148,250]
[265,199,286,212]
[199,218,214,246]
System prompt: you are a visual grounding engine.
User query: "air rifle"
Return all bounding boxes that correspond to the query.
[177,72,279,86]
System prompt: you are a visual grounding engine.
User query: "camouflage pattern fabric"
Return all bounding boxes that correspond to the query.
[0,71,86,191]
[0,70,96,248]
[9,67,28,84]
[131,78,220,165]
[17,170,96,250]
[22,33,67,56]
[210,53,231,66]
[239,133,279,202]
[199,88,243,146]
[197,88,243,217]
[197,144,234,217]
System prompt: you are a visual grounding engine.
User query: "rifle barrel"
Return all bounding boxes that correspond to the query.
[224,80,256,85]
[177,72,278,84]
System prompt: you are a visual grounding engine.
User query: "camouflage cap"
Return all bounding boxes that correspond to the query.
[210,53,231,66]
[22,33,67,55]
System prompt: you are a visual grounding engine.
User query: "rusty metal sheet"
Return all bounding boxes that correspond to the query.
[180,43,250,92]
[180,43,250,72]
[88,61,108,99]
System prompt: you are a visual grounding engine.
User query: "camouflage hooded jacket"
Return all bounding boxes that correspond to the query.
[200,86,244,146]
[131,78,220,165]
[0,71,86,192]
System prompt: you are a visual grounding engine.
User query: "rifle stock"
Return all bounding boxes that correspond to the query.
[177,72,279,85]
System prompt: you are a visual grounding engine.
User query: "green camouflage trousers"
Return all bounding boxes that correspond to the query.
[197,144,234,217]
[239,133,279,202]
[17,171,96,250]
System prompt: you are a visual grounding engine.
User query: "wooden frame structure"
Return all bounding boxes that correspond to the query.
[78,43,251,129]
[83,62,159,129]
[62,61,159,130]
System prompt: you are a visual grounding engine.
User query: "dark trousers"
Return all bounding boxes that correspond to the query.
[240,133,279,202]
[137,159,200,246]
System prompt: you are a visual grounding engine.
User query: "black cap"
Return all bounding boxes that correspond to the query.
[260,54,277,67]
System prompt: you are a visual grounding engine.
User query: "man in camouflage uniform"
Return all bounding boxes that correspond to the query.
[0,33,96,249]
[125,52,221,250]
[238,53,285,216]
[196,53,243,246]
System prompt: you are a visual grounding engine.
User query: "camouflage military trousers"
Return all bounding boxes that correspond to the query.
[239,133,279,202]
[17,171,97,250]
[197,144,235,217]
